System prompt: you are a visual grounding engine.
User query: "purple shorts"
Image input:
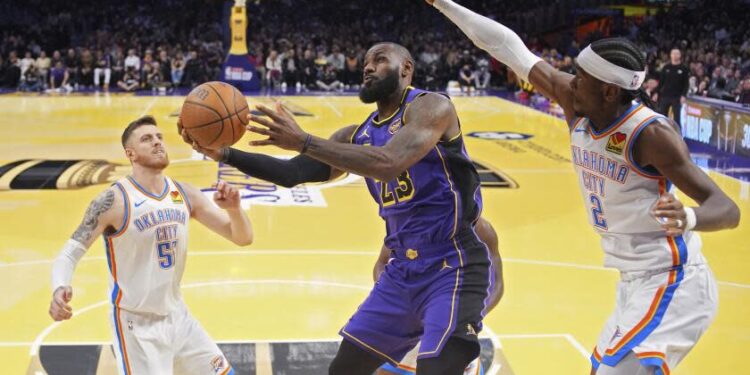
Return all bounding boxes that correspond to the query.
[339,231,493,364]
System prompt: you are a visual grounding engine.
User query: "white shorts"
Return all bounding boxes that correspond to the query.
[378,342,483,375]
[109,303,232,375]
[591,264,718,374]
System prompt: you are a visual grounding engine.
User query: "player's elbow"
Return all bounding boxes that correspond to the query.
[276,179,298,189]
[376,169,400,183]
[232,232,254,246]
[726,200,741,229]
[233,237,253,247]
[372,157,402,182]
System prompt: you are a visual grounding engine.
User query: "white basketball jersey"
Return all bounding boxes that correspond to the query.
[570,103,705,271]
[104,176,191,315]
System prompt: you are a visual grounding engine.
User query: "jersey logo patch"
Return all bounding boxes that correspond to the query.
[210,355,227,373]
[170,190,183,204]
[388,118,403,134]
[609,325,622,345]
[606,132,627,155]
[358,125,370,139]
[441,259,453,271]
[406,248,418,260]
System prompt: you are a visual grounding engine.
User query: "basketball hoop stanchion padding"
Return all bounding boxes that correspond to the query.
[221,3,261,91]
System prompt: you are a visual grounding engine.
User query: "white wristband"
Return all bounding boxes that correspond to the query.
[684,207,697,231]
[51,239,87,291]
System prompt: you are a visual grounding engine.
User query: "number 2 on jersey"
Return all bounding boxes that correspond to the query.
[380,171,415,207]
[157,240,177,269]
[589,193,608,230]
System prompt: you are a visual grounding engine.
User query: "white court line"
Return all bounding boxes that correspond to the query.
[496,333,589,359]
[482,324,504,375]
[482,323,502,349]
[30,300,109,355]
[138,96,158,118]
[320,96,343,117]
[497,333,572,339]
[564,334,591,359]
[486,363,502,375]
[502,168,573,174]
[23,276,510,375]
[716,281,750,289]
[28,279,371,356]
[504,258,615,272]
[3,250,749,289]
[3,338,346,347]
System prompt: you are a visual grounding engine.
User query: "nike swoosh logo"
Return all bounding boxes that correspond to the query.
[573,129,587,133]
[134,200,147,207]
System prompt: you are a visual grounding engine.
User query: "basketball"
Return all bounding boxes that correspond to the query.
[179,81,249,150]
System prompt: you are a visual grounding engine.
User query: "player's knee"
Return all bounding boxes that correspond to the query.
[329,340,384,375]
[416,338,479,375]
[328,349,353,375]
[328,354,347,375]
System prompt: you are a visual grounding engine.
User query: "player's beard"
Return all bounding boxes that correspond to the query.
[138,152,170,170]
[359,68,400,104]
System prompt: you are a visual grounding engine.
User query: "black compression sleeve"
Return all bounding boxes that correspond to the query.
[224,148,332,188]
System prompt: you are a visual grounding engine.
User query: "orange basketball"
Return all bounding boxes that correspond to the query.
[179,81,249,150]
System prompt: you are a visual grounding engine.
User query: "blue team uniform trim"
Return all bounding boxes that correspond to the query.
[379,363,414,375]
[600,268,685,366]
[626,115,666,177]
[127,175,169,200]
[589,103,641,136]
[173,180,193,214]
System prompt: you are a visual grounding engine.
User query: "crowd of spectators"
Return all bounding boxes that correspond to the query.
[635,0,750,105]
[0,0,224,93]
[0,0,748,105]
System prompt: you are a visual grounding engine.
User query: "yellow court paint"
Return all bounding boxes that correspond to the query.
[0,93,747,374]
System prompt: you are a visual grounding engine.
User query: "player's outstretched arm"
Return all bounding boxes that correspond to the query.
[50,187,122,321]
[640,120,740,235]
[180,180,253,246]
[426,0,576,123]
[475,217,504,312]
[179,119,354,187]
[248,94,456,182]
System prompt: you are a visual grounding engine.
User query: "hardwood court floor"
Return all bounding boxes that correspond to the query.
[0,92,747,374]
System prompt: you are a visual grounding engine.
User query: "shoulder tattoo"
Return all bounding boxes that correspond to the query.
[71,189,115,243]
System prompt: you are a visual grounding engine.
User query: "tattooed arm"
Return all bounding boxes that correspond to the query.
[70,188,122,247]
[49,187,123,321]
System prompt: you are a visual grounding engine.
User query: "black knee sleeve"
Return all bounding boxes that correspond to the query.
[329,339,385,375]
[416,337,480,375]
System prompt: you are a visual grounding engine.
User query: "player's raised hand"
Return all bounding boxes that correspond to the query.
[177,119,190,144]
[247,102,309,153]
[178,120,224,161]
[213,180,240,209]
[651,193,688,236]
[49,286,73,321]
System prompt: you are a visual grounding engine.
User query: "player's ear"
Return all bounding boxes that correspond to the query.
[401,59,414,79]
[602,83,620,103]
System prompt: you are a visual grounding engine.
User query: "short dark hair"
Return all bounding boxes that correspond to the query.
[121,115,157,148]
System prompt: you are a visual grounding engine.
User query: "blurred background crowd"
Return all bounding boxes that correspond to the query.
[0,0,748,105]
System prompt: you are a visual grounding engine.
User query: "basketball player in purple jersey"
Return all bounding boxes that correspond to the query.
[183,42,498,374]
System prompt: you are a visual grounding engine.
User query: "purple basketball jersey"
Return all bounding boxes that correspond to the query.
[350,86,483,251]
